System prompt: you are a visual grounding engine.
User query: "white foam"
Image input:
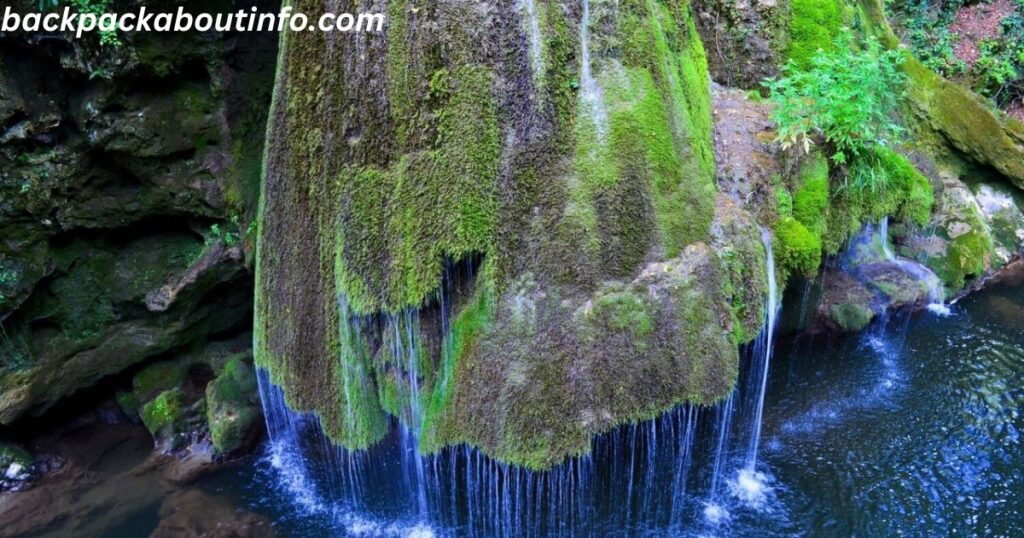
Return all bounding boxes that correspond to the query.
[728,468,772,509]
[703,502,730,524]
[927,303,952,317]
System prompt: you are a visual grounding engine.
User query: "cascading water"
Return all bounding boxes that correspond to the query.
[747,228,779,469]
[878,217,951,316]
[255,237,790,534]
[580,0,608,139]
[701,227,782,521]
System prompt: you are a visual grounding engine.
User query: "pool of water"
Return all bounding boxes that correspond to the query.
[15,280,1024,537]
[761,282,1024,536]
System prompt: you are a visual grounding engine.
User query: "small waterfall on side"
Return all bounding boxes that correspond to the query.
[747,227,780,469]
[878,217,951,316]
[701,227,782,523]
[580,0,608,139]
[520,0,543,78]
[724,228,780,509]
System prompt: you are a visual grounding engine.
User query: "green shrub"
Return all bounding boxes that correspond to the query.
[766,33,907,168]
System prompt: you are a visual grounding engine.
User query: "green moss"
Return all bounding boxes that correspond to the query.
[774,217,823,278]
[420,269,495,452]
[140,388,185,436]
[829,302,874,331]
[776,187,794,218]
[792,153,830,233]
[786,0,843,68]
[336,65,500,314]
[586,286,655,337]
[132,361,189,403]
[563,0,716,277]
[206,357,259,453]
[942,231,990,289]
[822,147,934,253]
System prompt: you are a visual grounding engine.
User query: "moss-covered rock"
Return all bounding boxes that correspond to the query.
[774,216,823,279]
[255,0,736,467]
[0,1,275,426]
[858,0,1024,190]
[205,356,260,454]
[904,174,996,291]
[0,233,250,424]
[829,302,875,332]
[141,388,186,437]
[972,183,1024,264]
[0,442,31,471]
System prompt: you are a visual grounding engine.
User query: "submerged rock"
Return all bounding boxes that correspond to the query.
[150,489,274,538]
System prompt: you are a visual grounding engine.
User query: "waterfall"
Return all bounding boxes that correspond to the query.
[387,309,430,518]
[701,228,781,521]
[747,227,779,469]
[878,217,951,316]
[256,370,715,536]
[879,216,895,262]
[520,0,543,78]
[580,0,608,139]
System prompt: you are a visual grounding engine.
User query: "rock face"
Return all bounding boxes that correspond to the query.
[255,0,767,468]
[693,0,788,88]
[0,1,278,426]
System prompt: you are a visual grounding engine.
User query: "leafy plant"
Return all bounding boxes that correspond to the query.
[900,0,966,77]
[972,16,1024,105]
[764,33,907,167]
[205,214,256,247]
[39,0,122,47]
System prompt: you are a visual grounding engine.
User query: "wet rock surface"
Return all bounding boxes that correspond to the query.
[0,0,278,426]
[0,419,270,538]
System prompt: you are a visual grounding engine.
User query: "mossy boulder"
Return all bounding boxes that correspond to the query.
[141,389,187,437]
[903,174,996,291]
[829,302,875,332]
[972,183,1024,264]
[205,356,261,454]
